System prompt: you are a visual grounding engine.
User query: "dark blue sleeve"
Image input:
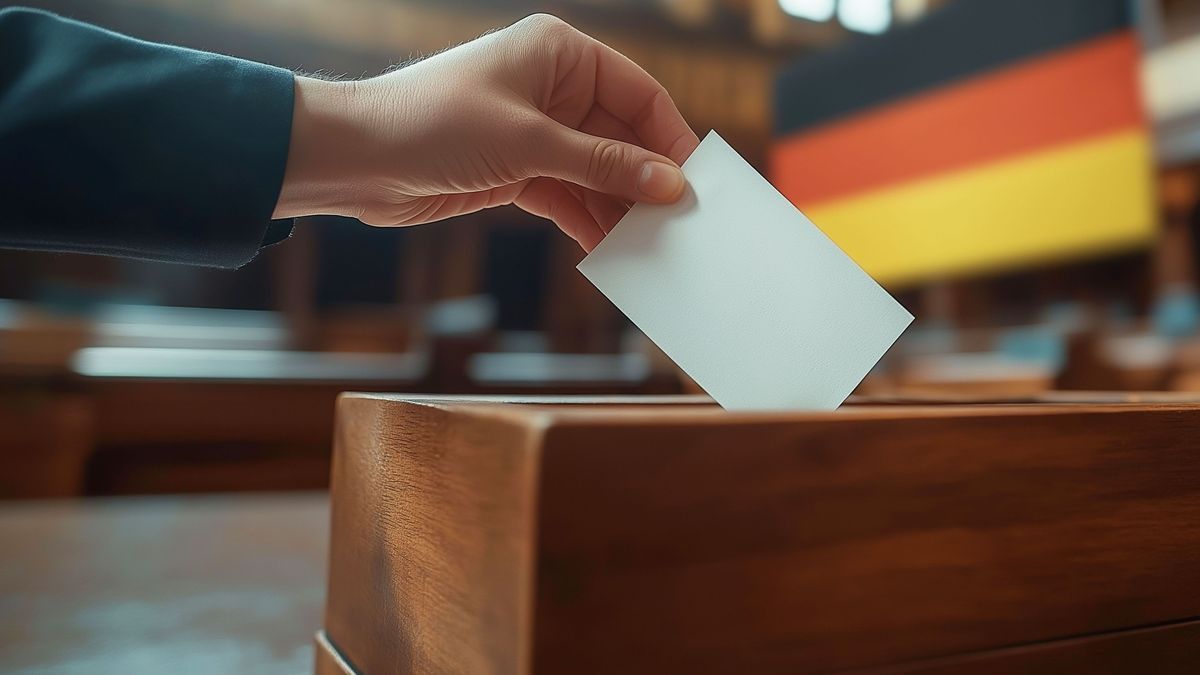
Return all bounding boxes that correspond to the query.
[0,7,296,268]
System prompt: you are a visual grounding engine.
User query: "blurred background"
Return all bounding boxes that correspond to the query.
[1,0,1200,500]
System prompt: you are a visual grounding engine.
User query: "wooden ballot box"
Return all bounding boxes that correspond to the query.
[316,394,1200,674]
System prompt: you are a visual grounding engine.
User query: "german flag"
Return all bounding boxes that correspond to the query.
[771,0,1154,288]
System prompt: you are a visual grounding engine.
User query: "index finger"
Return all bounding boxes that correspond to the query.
[587,38,700,166]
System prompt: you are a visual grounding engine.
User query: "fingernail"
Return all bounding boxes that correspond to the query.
[637,161,685,201]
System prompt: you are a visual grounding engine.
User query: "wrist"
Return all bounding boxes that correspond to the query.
[273,76,368,219]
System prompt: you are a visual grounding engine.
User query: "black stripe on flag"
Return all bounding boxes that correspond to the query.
[774,0,1131,136]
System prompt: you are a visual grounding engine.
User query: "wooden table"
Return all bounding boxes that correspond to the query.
[0,492,328,674]
[319,394,1200,674]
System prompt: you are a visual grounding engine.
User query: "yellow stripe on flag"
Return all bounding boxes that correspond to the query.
[803,130,1156,287]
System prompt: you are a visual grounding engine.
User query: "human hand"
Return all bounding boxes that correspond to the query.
[274,14,699,251]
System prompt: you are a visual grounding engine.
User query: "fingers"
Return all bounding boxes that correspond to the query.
[563,182,629,233]
[573,108,637,230]
[578,105,640,147]
[541,126,686,205]
[514,177,605,251]
[576,106,640,210]
[586,39,700,166]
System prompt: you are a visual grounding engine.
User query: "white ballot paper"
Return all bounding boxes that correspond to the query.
[578,131,913,410]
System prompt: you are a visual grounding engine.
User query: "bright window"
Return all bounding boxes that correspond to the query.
[780,0,896,34]
[779,0,837,22]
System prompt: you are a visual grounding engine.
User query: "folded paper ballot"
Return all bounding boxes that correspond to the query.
[578,131,913,410]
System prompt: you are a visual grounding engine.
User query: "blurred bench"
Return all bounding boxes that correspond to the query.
[2,299,682,496]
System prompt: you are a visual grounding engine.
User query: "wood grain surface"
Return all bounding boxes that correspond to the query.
[324,395,1200,674]
[326,396,543,675]
[849,618,1200,674]
[0,493,328,675]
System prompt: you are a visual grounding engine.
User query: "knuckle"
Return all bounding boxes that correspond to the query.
[504,14,582,71]
[543,197,559,228]
[515,13,574,41]
[587,139,626,188]
[358,209,387,227]
[522,13,567,31]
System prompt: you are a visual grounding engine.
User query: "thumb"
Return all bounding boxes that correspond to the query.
[542,127,687,204]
